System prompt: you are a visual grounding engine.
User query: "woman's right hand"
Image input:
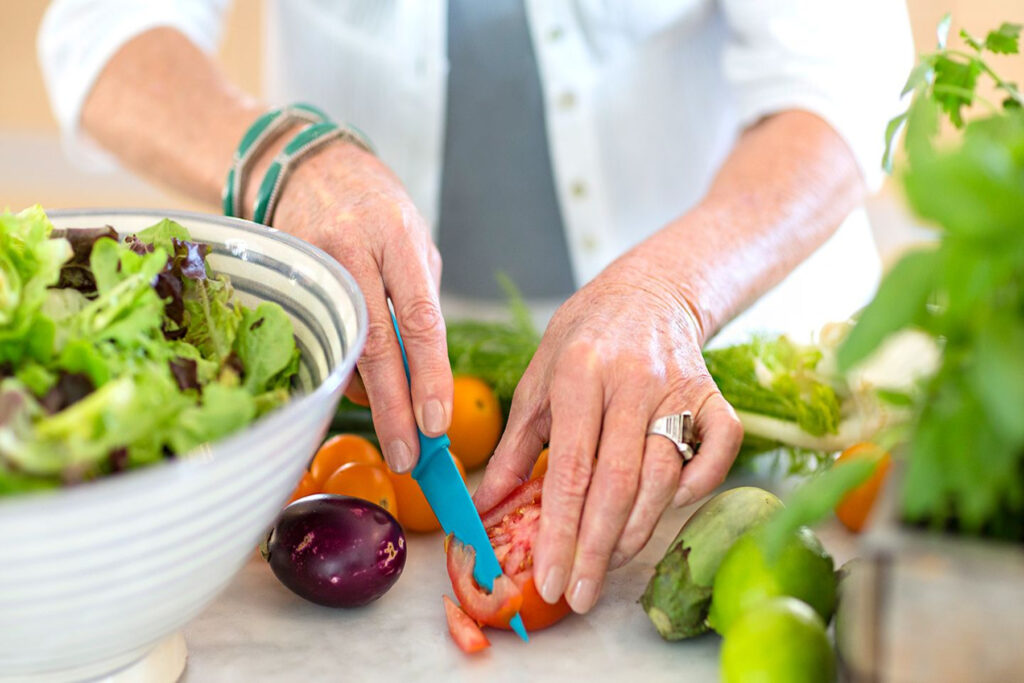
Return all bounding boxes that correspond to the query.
[251,139,452,474]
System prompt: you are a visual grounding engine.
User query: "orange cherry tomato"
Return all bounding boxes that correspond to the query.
[286,471,319,505]
[322,462,399,516]
[310,434,383,485]
[388,454,467,532]
[530,447,549,480]
[448,376,503,470]
[835,443,892,533]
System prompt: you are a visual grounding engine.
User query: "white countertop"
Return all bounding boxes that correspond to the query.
[179,478,856,683]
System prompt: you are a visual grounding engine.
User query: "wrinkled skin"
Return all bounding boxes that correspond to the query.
[474,253,744,614]
[267,141,452,474]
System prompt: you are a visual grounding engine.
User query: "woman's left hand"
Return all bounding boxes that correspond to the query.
[474,255,744,615]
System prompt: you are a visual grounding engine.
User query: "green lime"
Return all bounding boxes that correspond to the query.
[721,597,835,683]
[708,526,836,634]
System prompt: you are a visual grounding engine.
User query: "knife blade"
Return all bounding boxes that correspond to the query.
[389,309,528,642]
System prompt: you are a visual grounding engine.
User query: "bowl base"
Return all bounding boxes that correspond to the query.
[0,633,187,683]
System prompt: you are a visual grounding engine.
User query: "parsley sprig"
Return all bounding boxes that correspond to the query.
[883,14,1023,171]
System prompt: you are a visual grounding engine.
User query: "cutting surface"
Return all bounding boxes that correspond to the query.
[181,476,854,682]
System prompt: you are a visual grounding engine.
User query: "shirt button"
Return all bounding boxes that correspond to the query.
[557,91,577,110]
[547,26,565,42]
[581,233,599,252]
[570,180,588,199]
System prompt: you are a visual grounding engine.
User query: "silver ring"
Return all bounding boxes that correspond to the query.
[647,411,696,462]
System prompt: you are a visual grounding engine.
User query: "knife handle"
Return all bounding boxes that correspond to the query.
[389,308,451,479]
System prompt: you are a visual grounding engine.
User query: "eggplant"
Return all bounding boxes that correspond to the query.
[264,494,406,607]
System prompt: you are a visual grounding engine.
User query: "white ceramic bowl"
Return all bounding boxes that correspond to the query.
[0,210,367,681]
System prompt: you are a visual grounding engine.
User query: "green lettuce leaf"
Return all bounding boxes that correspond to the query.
[234,302,297,393]
[0,206,72,364]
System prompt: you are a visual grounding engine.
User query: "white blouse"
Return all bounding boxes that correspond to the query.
[39,0,914,344]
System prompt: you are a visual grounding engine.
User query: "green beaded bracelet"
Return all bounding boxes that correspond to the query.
[252,121,374,225]
[222,103,330,218]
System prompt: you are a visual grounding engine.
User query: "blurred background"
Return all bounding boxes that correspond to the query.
[1,0,1022,265]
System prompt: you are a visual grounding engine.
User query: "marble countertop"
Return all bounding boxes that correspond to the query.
[179,479,856,683]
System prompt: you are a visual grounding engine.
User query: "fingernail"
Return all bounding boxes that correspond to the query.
[609,551,627,570]
[673,484,694,508]
[385,440,414,473]
[568,578,599,614]
[540,566,566,604]
[422,399,446,435]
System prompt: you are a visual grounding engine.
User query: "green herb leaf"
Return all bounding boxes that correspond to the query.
[984,22,1021,55]
[759,453,882,558]
[838,249,939,372]
[970,317,1024,445]
[936,12,953,49]
[882,111,909,172]
[932,55,981,127]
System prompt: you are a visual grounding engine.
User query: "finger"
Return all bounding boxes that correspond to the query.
[348,255,420,473]
[343,369,370,407]
[608,407,684,570]
[674,393,744,507]
[473,361,550,512]
[427,243,442,290]
[565,392,647,613]
[533,353,604,606]
[382,236,453,438]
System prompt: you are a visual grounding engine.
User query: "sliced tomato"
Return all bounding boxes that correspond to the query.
[446,536,523,628]
[447,476,572,632]
[443,595,490,654]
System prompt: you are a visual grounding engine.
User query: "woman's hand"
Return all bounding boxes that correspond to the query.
[474,255,743,615]
[262,140,452,473]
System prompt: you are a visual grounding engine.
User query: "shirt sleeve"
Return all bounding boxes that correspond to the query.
[38,0,232,170]
[720,0,915,191]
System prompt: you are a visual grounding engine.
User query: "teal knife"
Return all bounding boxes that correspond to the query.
[390,310,528,642]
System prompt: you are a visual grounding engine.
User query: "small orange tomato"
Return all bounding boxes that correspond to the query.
[448,376,503,471]
[322,462,399,516]
[388,454,467,532]
[835,443,892,533]
[530,448,549,480]
[287,471,319,505]
[310,434,383,485]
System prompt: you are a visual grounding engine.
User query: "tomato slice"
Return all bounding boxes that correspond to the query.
[446,536,523,628]
[447,476,572,632]
[443,595,490,654]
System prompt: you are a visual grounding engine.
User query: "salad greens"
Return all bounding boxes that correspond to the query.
[0,207,299,494]
[841,16,1024,540]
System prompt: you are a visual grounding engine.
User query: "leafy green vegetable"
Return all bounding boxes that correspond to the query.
[0,210,300,494]
[705,336,841,438]
[841,16,1024,540]
[234,302,297,394]
[183,275,243,366]
[883,14,1024,171]
[0,207,72,365]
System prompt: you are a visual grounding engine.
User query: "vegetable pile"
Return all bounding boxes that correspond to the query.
[0,207,299,494]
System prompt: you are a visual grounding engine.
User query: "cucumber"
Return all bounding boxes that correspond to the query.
[640,486,784,640]
[330,399,376,434]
